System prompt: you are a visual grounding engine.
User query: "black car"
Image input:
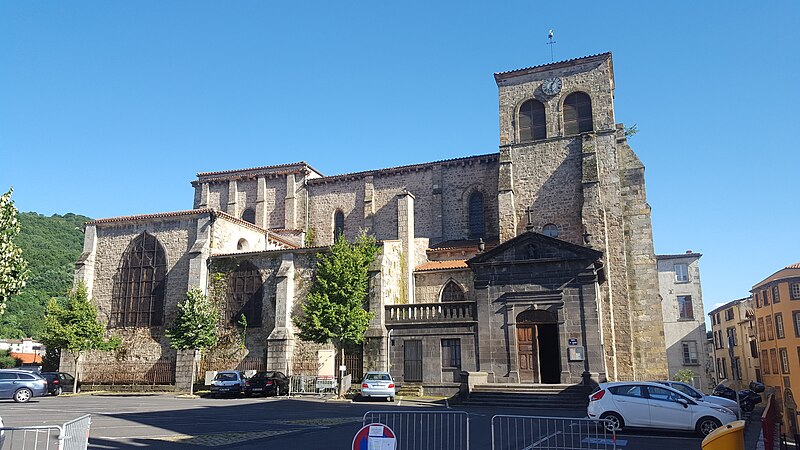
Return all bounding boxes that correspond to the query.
[245,371,289,397]
[40,372,79,395]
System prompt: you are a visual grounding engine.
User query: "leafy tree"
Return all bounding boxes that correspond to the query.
[43,283,120,384]
[673,368,696,383]
[166,289,218,395]
[0,188,29,315]
[0,349,21,369]
[294,232,380,392]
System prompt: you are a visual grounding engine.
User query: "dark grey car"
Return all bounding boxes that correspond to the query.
[0,369,48,402]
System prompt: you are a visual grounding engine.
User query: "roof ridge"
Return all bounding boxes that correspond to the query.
[494,52,612,79]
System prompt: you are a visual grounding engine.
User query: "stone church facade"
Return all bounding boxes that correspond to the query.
[67,52,668,393]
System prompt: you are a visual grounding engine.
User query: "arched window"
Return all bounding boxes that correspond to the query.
[441,281,465,302]
[241,208,256,225]
[237,238,250,251]
[468,192,485,239]
[333,210,345,240]
[111,232,167,328]
[224,261,263,328]
[563,92,593,135]
[542,223,559,238]
[518,99,546,142]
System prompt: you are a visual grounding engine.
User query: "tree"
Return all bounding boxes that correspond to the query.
[673,368,696,383]
[0,349,21,369]
[294,232,380,394]
[165,289,218,395]
[43,283,120,384]
[0,188,29,315]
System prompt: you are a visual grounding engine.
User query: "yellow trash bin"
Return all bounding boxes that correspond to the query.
[702,420,745,450]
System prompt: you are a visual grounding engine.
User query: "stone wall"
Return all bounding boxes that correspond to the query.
[414,270,474,304]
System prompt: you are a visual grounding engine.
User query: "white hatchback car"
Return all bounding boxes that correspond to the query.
[587,381,737,437]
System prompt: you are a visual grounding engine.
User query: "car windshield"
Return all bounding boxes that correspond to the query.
[214,373,238,381]
[672,383,701,399]
[365,373,391,381]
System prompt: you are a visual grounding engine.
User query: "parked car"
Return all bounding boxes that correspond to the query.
[0,369,48,403]
[210,371,247,397]
[587,381,737,437]
[40,372,79,396]
[360,371,396,402]
[244,371,289,397]
[654,380,741,417]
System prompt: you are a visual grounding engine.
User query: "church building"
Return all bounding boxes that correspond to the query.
[68,52,669,394]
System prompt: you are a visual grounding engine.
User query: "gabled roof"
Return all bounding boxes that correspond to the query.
[416,260,469,272]
[494,52,612,82]
[468,231,602,265]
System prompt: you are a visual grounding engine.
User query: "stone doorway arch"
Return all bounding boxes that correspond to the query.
[516,309,561,383]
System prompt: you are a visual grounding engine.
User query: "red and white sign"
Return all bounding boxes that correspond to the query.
[352,423,397,450]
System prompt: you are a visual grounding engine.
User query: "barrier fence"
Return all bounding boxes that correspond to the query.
[0,415,91,450]
[491,415,616,450]
[362,410,469,450]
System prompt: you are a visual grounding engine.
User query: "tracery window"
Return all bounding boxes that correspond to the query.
[333,210,345,240]
[441,281,465,302]
[241,208,256,225]
[518,99,546,142]
[542,223,559,238]
[468,192,485,239]
[223,261,263,327]
[111,232,167,327]
[563,92,593,135]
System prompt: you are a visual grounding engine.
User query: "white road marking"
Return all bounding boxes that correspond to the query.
[523,430,562,449]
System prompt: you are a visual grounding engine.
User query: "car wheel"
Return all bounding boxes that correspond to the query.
[600,412,624,432]
[389,397,395,402]
[13,388,33,403]
[54,386,63,396]
[696,417,722,437]
[245,392,252,398]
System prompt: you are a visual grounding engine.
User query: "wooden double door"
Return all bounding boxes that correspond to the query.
[517,321,560,384]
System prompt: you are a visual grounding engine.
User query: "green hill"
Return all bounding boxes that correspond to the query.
[0,212,91,339]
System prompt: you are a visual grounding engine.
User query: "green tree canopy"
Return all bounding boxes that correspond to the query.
[294,232,380,354]
[43,283,119,380]
[166,289,219,351]
[0,188,29,315]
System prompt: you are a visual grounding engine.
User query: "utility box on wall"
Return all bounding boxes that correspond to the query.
[568,346,585,362]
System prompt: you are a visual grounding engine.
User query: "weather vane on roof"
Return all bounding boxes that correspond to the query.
[547,30,556,62]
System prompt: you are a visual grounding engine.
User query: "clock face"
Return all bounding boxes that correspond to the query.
[542,77,562,96]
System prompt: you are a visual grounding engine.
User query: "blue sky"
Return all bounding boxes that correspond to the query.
[1,1,798,316]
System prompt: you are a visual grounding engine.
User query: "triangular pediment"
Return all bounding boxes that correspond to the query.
[467,231,602,266]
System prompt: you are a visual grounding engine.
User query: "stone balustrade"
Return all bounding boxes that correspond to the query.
[385,301,476,324]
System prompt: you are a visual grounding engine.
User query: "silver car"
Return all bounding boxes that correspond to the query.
[655,381,741,418]
[210,371,247,397]
[360,371,396,402]
[0,369,48,403]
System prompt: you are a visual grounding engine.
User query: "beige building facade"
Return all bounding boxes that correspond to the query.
[709,296,760,389]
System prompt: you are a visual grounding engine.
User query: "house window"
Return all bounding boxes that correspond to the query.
[725,308,735,321]
[674,263,689,282]
[773,286,781,303]
[682,341,699,364]
[468,192,485,239]
[678,296,694,319]
[726,327,738,347]
[758,317,766,341]
[518,99,547,142]
[111,232,167,328]
[794,312,800,337]
[542,223,559,238]
[792,283,800,300]
[771,349,779,375]
[333,210,345,239]
[441,281,465,302]
[716,330,724,349]
[776,313,785,339]
[563,92,593,135]
[719,357,727,379]
[715,312,721,324]
[764,289,770,306]
[780,348,790,374]
[751,340,759,358]
[763,350,770,374]
[711,314,717,326]
[733,357,742,380]
[756,292,762,308]
[222,261,263,328]
[766,316,775,340]
[241,208,256,225]
[441,339,462,369]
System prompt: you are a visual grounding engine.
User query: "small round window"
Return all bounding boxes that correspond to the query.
[542,224,559,238]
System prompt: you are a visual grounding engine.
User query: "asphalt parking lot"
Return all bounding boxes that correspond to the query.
[0,393,717,449]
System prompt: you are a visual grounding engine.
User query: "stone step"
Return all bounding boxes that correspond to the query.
[396,384,424,397]
[464,385,590,409]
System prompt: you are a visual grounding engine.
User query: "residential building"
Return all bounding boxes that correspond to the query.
[708,297,760,390]
[657,251,709,389]
[752,262,800,435]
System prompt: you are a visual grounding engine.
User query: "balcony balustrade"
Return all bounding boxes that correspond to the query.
[385,301,476,324]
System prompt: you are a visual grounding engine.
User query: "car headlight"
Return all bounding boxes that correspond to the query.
[712,406,735,416]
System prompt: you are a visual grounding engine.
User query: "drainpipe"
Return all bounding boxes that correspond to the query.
[386,329,394,373]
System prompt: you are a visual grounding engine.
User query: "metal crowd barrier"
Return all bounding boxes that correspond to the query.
[363,410,469,450]
[0,414,91,450]
[288,375,339,396]
[491,415,616,450]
